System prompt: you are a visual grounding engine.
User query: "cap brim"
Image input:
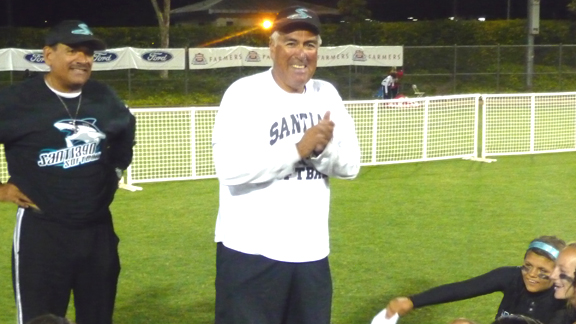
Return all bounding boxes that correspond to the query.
[66,39,107,51]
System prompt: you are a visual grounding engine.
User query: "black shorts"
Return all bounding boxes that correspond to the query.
[13,208,120,324]
[215,242,332,324]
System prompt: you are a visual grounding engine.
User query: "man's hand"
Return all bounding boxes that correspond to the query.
[296,111,334,158]
[0,183,36,209]
[385,297,413,319]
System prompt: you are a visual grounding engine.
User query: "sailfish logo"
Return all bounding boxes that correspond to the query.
[71,24,93,35]
[37,118,106,169]
[54,118,106,148]
[287,8,312,20]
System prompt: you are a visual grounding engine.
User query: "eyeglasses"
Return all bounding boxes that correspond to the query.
[559,273,575,284]
[520,264,551,280]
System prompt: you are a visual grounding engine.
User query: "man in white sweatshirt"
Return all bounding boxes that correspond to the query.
[212,6,361,324]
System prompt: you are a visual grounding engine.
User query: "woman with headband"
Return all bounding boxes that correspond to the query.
[379,236,566,324]
[549,243,576,324]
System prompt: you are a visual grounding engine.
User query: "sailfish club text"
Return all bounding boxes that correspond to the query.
[38,143,101,169]
[269,112,323,146]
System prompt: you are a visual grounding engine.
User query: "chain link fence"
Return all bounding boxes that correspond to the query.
[1,44,575,105]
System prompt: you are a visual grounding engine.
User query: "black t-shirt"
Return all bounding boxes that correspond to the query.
[0,75,135,226]
[410,266,566,324]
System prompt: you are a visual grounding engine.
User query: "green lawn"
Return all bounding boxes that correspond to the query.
[1,152,575,324]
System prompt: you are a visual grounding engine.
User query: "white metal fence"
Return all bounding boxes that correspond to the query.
[482,92,576,158]
[1,92,575,185]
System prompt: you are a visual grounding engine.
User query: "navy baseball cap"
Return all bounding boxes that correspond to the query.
[272,6,321,35]
[45,20,106,51]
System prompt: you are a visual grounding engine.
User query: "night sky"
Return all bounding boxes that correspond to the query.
[1,0,573,27]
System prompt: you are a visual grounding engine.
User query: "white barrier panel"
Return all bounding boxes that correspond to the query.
[124,94,479,184]
[482,92,576,158]
[189,45,404,69]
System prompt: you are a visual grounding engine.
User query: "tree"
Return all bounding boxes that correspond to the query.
[150,0,170,78]
[337,0,371,44]
[569,0,576,14]
[337,0,371,23]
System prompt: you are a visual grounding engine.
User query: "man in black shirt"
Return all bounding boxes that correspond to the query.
[0,20,135,324]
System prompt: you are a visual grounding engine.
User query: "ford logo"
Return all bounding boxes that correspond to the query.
[24,53,45,64]
[94,52,118,63]
[141,51,173,62]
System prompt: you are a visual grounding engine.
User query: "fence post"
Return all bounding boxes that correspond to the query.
[348,65,352,100]
[558,44,563,90]
[127,69,132,102]
[497,44,501,92]
[184,46,189,96]
[453,44,457,94]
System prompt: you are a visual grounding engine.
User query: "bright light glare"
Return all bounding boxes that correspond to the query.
[478,17,486,21]
[262,20,273,29]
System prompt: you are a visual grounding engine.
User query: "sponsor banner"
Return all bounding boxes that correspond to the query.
[347,45,403,67]
[129,48,185,70]
[92,47,134,71]
[9,49,49,72]
[189,45,403,69]
[1,46,402,71]
[189,46,253,69]
[0,49,12,71]
[2,47,185,71]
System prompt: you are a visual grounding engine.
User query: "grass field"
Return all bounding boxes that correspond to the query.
[1,152,575,324]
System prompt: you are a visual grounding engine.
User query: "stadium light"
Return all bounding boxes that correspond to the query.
[478,17,486,21]
[262,19,273,30]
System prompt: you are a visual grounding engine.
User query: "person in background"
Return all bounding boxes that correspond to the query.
[380,236,567,324]
[390,67,403,98]
[381,69,397,99]
[211,5,361,324]
[0,20,135,324]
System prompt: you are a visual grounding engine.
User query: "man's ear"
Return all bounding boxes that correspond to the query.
[43,45,53,67]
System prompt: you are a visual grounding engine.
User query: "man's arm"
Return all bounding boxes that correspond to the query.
[108,111,136,172]
[212,83,302,186]
[305,94,361,179]
[0,182,35,209]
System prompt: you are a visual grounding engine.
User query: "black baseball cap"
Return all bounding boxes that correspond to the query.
[272,6,321,35]
[45,20,106,51]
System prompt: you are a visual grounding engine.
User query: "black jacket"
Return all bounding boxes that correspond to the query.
[410,266,565,324]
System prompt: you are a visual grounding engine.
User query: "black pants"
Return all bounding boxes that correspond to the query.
[12,208,120,324]
[215,243,332,324]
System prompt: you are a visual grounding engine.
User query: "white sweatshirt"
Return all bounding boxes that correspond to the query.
[212,69,361,263]
[381,75,395,94]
